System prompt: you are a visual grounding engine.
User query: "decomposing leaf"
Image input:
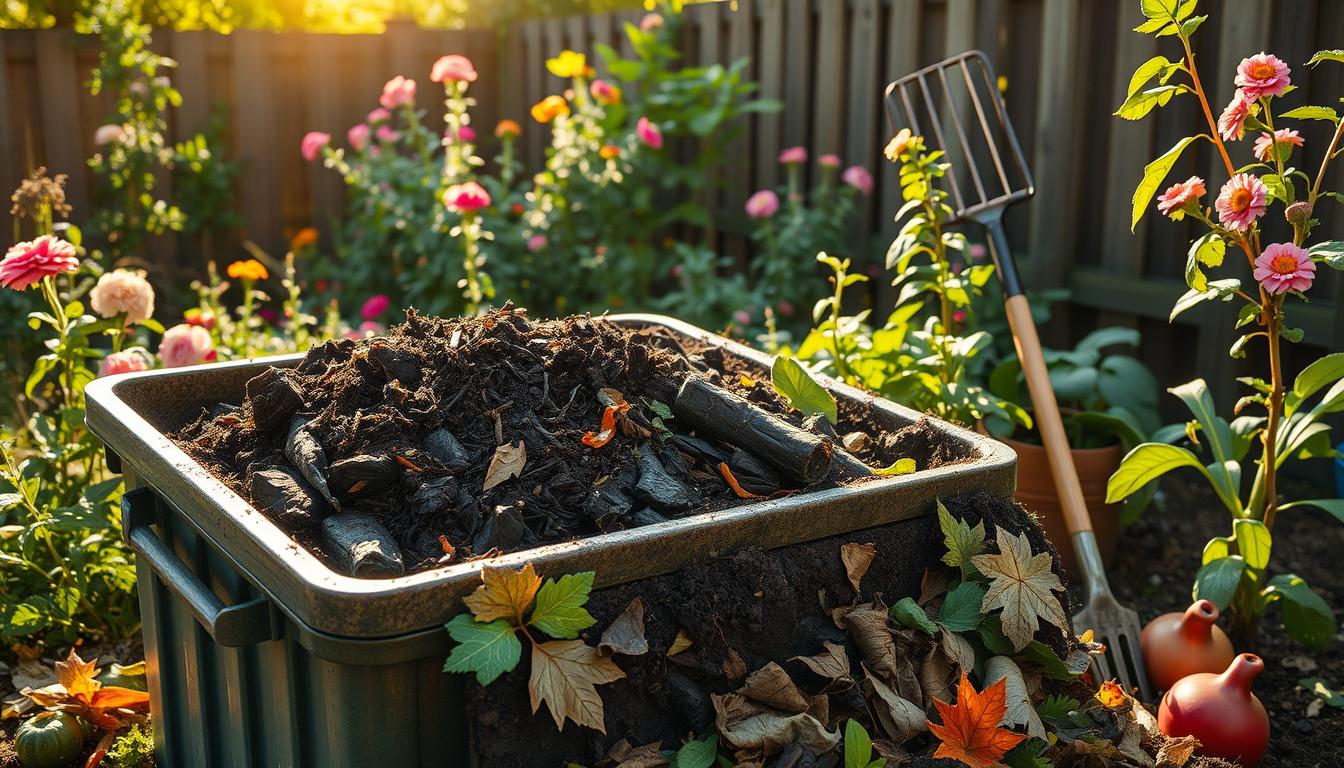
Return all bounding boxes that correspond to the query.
[1095,680,1127,709]
[529,639,626,733]
[599,597,648,656]
[597,387,627,408]
[10,655,56,692]
[938,501,987,576]
[483,440,527,490]
[919,628,974,707]
[841,542,877,595]
[740,662,811,713]
[918,568,949,605]
[841,606,899,682]
[443,614,523,685]
[983,656,1046,739]
[463,563,542,624]
[1155,735,1200,767]
[789,642,853,692]
[583,401,631,448]
[529,572,597,640]
[719,462,766,499]
[926,674,1026,768]
[1298,677,1344,708]
[21,650,151,732]
[971,529,1068,651]
[874,458,916,476]
[712,692,840,755]
[607,739,669,768]
[56,650,100,701]
[864,665,927,744]
[723,647,749,680]
[667,628,694,656]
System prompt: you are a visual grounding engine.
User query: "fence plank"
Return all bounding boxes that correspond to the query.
[1026,0,1083,288]
[845,0,881,257]
[523,21,544,167]
[35,30,89,216]
[231,30,280,252]
[305,34,344,244]
[754,0,785,191]
[1099,4,1155,275]
[811,0,845,159]
[169,30,210,139]
[0,33,17,235]
[783,0,813,150]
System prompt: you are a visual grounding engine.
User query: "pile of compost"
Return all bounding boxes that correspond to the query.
[174,308,972,577]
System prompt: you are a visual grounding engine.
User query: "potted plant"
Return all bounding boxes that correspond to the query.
[984,327,1161,573]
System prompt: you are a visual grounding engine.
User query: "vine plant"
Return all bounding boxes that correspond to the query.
[1106,0,1344,646]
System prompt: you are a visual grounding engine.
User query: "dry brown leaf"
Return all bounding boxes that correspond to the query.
[841,542,877,596]
[483,440,527,491]
[1,693,35,720]
[841,605,898,681]
[723,647,748,681]
[712,692,840,755]
[667,628,694,656]
[805,693,829,724]
[463,563,542,623]
[740,662,810,713]
[599,598,648,657]
[971,528,1068,651]
[863,664,927,744]
[609,740,669,768]
[918,568,949,605]
[983,656,1046,739]
[529,639,625,733]
[55,649,100,701]
[872,739,913,767]
[789,641,853,692]
[939,626,976,674]
[10,657,56,692]
[1156,735,1200,767]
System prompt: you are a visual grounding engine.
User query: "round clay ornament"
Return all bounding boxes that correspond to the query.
[1140,599,1235,691]
[1158,653,1270,766]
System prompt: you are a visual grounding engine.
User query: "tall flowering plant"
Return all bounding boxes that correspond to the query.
[1106,0,1344,646]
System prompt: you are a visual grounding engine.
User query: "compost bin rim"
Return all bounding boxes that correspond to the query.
[84,313,1017,642]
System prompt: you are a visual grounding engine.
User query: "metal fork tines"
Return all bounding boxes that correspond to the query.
[1073,531,1152,701]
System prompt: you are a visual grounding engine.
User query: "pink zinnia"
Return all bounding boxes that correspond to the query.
[361,294,390,321]
[367,107,392,124]
[1235,53,1291,98]
[1,235,80,291]
[732,310,751,326]
[745,189,780,218]
[818,154,841,168]
[376,125,399,143]
[779,146,807,165]
[842,166,873,196]
[458,125,477,143]
[1253,128,1303,162]
[431,54,477,84]
[527,234,547,252]
[589,79,620,105]
[1215,173,1268,230]
[347,123,371,151]
[639,13,663,31]
[636,117,663,149]
[1156,176,1206,218]
[301,131,330,162]
[1254,242,1315,294]
[1218,91,1254,141]
[158,324,214,368]
[98,349,151,377]
[443,181,492,213]
[380,76,416,109]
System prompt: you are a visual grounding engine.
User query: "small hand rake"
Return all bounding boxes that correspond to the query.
[883,50,1153,701]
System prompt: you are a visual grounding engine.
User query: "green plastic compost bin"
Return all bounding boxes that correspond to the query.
[84,314,1017,768]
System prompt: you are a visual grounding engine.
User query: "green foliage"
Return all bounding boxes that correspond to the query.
[770,355,837,423]
[529,571,598,640]
[937,500,987,579]
[889,597,936,635]
[670,730,719,768]
[104,724,156,768]
[842,719,886,768]
[442,614,523,685]
[937,581,987,632]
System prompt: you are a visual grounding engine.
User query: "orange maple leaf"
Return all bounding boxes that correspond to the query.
[55,649,101,703]
[927,673,1027,768]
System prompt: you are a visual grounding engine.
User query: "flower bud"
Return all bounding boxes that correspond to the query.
[1285,201,1312,224]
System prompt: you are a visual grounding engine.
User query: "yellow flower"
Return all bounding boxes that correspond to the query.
[546,50,587,79]
[531,95,570,124]
[599,145,620,160]
[883,129,914,163]
[226,259,269,281]
[290,227,318,251]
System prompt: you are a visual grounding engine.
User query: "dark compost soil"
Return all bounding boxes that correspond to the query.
[1098,476,1344,768]
[172,309,969,576]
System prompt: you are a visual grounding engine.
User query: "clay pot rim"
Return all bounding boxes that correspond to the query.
[986,427,1125,460]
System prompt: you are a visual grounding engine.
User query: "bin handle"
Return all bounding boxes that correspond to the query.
[122,487,282,647]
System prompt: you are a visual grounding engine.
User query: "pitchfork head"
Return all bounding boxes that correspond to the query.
[883,50,1034,227]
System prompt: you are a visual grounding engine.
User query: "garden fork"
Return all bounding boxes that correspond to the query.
[884,51,1153,702]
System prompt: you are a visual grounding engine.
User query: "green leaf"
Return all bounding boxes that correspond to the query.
[529,572,597,640]
[1265,574,1335,649]
[1140,0,1180,21]
[1233,519,1271,571]
[672,731,719,768]
[1126,56,1176,98]
[1298,678,1344,708]
[1115,85,1182,120]
[1308,240,1344,270]
[1308,49,1344,67]
[1170,278,1240,321]
[1279,105,1339,125]
[938,581,987,632]
[1,601,51,637]
[1106,443,1209,503]
[1179,14,1206,36]
[844,719,877,768]
[890,597,936,635]
[771,355,838,423]
[1278,498,1344,526]
[1193,557,1246,610]
[938,500,987,577]
[874,458,916,476]
[443,614,523,685]
[1134,135,1200,231]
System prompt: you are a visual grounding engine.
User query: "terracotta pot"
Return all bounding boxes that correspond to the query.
[999,434,1121,577]
[1140,599,1236,692]
[1159,653,1270,766]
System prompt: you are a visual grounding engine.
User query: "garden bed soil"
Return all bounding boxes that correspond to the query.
[1099,476,1344,768]
[172,309,961,576]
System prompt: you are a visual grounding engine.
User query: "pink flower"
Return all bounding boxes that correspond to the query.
[732,310,751,326]
[589,79,621,105]
[347,123,371,151]
[1253,128,1303,162]
[458,125,477,143]
[1215,173,1268,230]
[158,324,214,368]
[431,54,477,83]
[376,125,399,143]
[639,13,663,31]
[361,294,390,321]
[98,349,151,377]
[527,234,547,252]
[90,269,155,323]
[1,235,79,291]
[842,166,873,195]
[777,299,795,317]
[1156,176,1206,218]
[94,124,127,146]
[1254,242,1315,294]
[745,189,780,218]
[778,146,807,165]
[367,107,392,124]
[380,76,416,109]
[443,181,492,213]
[257,307,279,325]
[636,117,663,149]
[1235,52,1291,98]
[818,154,842,168]
[969,243,987,261]
[953,309,968,323]
[300,131,330,162]
[359,320,384,335]
[1218,91,1254,141]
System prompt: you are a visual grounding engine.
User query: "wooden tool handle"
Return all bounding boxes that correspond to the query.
[1003,294,1093,536]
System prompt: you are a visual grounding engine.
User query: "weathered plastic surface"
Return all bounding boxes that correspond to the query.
[86,314,1017,767]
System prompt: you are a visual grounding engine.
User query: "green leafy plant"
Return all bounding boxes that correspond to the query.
[1106,0,1344,646]
[770,354,837,423]
[843,719,886,768]
[103,723,155,768]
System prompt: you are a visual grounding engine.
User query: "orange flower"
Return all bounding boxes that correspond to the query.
[599,145,620,160]
[531,95,570,124]
[290,227,319,251]
[495,119,522,138]
[226,259,269,281]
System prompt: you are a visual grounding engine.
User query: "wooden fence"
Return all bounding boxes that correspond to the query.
[4,0,1344,402]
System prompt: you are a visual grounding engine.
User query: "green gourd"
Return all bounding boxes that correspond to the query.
[96,661,148,693]
[14,711,86,768]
